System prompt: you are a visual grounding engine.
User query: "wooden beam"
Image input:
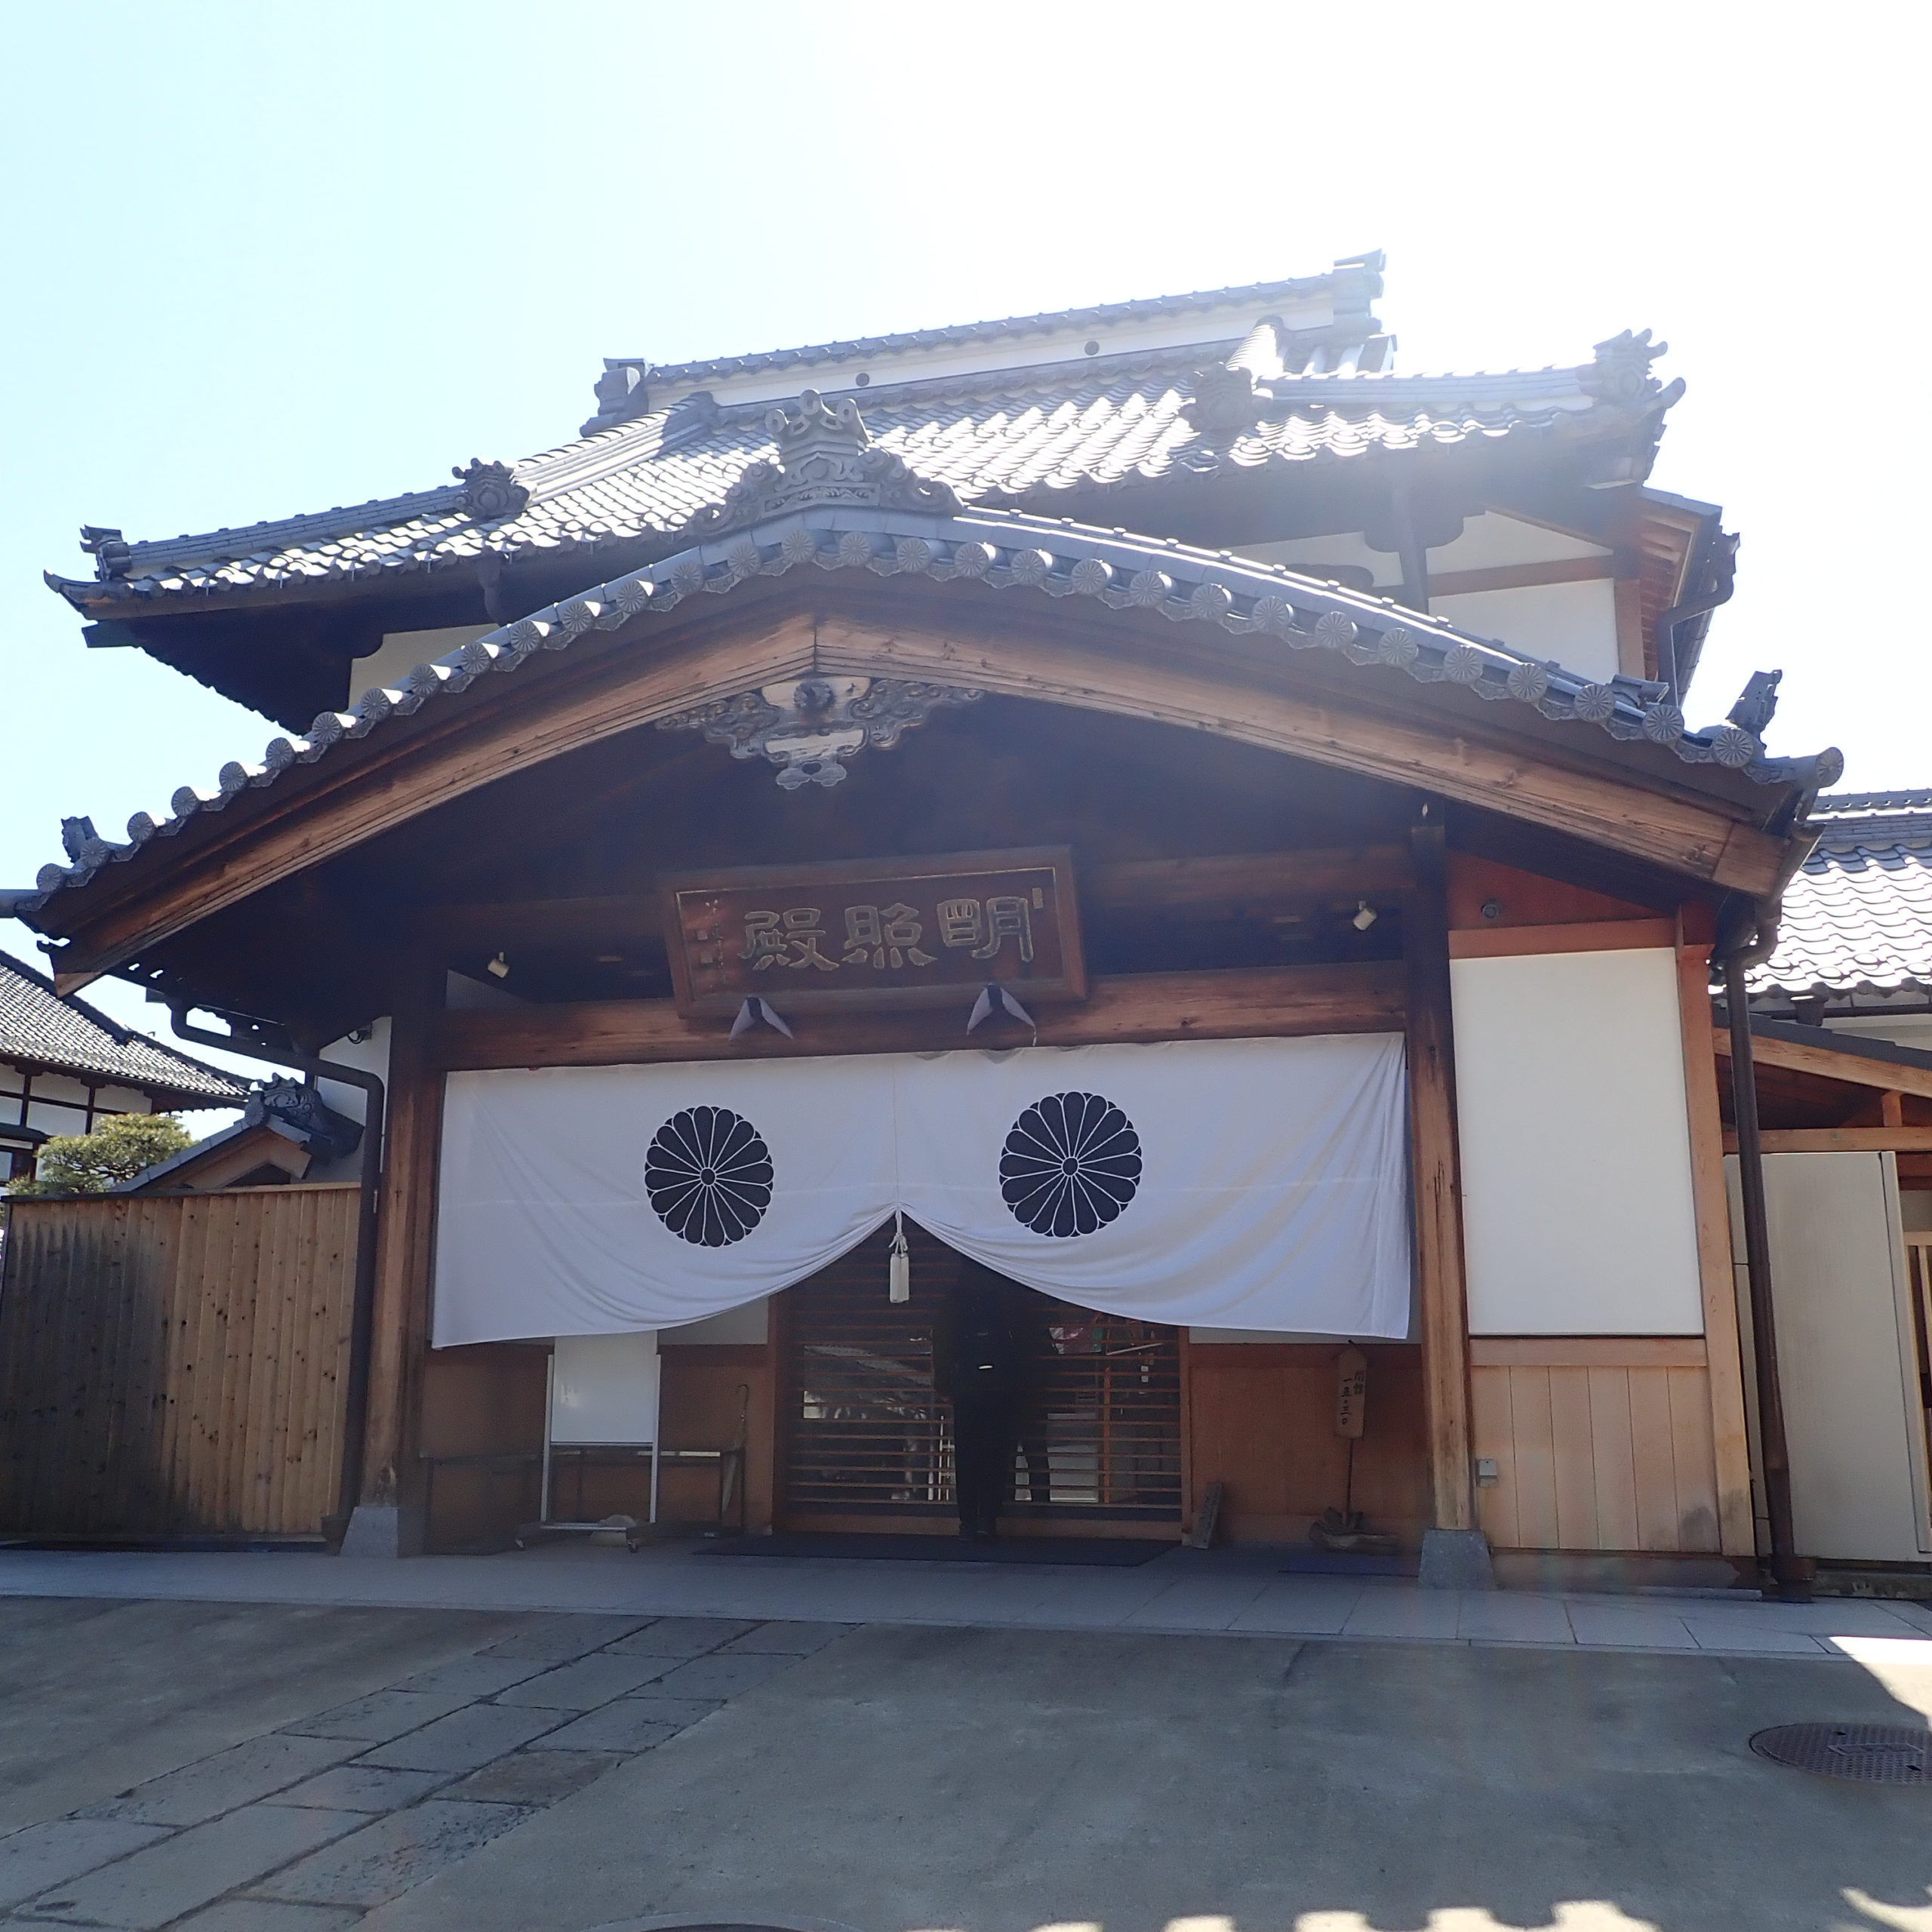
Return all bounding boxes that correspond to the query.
[1722,1127,1932,1153]
[359,961,445,1549]
[1404,821,1476,1534]
[1449,917,1676,960]
[811,611,1788,897]
[1712,1025,1932,1102]
[1427,555,1616,598]
[1470,1336,1708,1369]
[1677,942,1755,1556]
[426,845,1422,953]
[48,592,1795,986]
[431,961,1404,1072]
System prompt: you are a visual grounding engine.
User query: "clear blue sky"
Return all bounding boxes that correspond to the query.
[3,1,1925,1078]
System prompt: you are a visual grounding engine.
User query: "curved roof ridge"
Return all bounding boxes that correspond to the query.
[13,502,1838,924]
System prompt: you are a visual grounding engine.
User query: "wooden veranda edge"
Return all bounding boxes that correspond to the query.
[429,961,1405,1071]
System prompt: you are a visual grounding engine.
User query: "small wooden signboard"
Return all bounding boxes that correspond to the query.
[660,846,1087,1017]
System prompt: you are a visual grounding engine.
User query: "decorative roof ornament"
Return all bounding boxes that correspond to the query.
[657,673,982,790]
[581,357,655,435]
[1182,361,1262,433]
[1581,329,1684,411]
[78,525,131,579]
[682,389,962,538]
[452,458,530,522]
[1727,669,1783,737]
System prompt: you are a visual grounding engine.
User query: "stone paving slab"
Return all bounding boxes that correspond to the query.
[477,1617,650,1660]
[604,1616,755,1656]
[27,1803,364,1929]
[0,1820,171,1911]
[355,1706,561,1774]
[280,1691,475,1746]
[443,1751,625,1807]
[274,1767,454,1815]
[533,1705,690,1754]
[82,1734,360,1828]
[249,1802,534,1910]
[172,1902,364,1932]
[382,1655,549,1701]
[648,1651,800,1699]
[491,1654,681,1709]
[718,1620,853,1655]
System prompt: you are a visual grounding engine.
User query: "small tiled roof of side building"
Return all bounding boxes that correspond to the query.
[1750,792,1932,1000]
[0,948,248,1104]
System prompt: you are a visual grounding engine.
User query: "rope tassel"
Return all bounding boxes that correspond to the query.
[888,1210,910,1303]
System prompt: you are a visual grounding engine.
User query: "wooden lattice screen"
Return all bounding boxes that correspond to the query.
[0,1184,358,1542]
[781,1220,1181,1526]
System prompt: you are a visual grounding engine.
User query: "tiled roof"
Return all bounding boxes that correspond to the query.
[1751,796,1932,998]
[617,259,1386,392]
[0,948,248,1103]
[47,342,1672,615]
[15,500,1838,925]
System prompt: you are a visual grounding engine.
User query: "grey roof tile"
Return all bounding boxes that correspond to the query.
[17,504,1837,923]
[1752,797,1932,998]
[48,346,1666,614]
[0,948,248,1102]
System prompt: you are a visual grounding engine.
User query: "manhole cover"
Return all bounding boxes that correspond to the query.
[1750,1723,1932,1784]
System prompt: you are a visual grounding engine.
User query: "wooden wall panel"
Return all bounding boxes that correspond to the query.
[0,1186,358,1541]
[1472,1350,1721,1552]
[1185,1343,1429,1545]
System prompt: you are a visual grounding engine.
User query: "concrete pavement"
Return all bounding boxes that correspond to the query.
[0,1592,1929,1932]
[0,1541,1928,1659]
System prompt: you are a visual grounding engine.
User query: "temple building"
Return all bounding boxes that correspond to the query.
[8,252,1921,1591]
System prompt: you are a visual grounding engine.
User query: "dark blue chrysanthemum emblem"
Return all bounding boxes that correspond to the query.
[645,1106,774,1247]
[999,1091,1142,1237]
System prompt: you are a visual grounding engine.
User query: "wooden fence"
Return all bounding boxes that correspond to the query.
[0,1184,358,1541]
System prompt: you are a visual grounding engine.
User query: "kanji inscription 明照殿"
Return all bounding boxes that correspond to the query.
[661,848,1084,1015]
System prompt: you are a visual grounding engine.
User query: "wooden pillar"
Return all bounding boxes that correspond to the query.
[352,961,445,1555]
[1404,817,1477,1538]
[1674,936,1755,1555]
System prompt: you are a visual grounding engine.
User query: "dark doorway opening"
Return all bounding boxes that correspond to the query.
[780,1221,1181,1531]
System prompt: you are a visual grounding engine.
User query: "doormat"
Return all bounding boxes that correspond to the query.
[1279,1546,1418,1578]
[694,1531,1174,1567]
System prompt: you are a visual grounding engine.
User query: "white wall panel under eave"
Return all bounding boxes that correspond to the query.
[1453,948,1704,1335]
[1430,578,1620,685]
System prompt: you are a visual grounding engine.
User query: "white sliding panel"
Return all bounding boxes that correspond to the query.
[1453,947,1703,1335]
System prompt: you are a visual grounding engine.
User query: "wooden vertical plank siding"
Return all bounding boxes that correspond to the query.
[0,1186,358,1541]
[1469,1340,1721,1552]
[1404,821,1476,1531]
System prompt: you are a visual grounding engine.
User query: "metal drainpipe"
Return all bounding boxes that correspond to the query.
[1715,906,1810,1602]
[1657,531,1740,704]
[169,1008,384,1546]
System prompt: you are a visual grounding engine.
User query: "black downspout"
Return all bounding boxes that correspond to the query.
[170,1008,384,1546]
[1657,530,1739,705]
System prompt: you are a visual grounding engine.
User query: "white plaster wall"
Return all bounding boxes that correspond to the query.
[350,626,491,700]
[1728,1152,1932,1561]
[1453,948,1705,1335]
[98,1084,153,1115]
[315,1018,389,1130]
[1426,511,1608,573]
[24,1097,89,1136]
[1429,578,1620,683]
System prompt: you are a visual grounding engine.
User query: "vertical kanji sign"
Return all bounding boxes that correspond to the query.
[661,847,1086,1015]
